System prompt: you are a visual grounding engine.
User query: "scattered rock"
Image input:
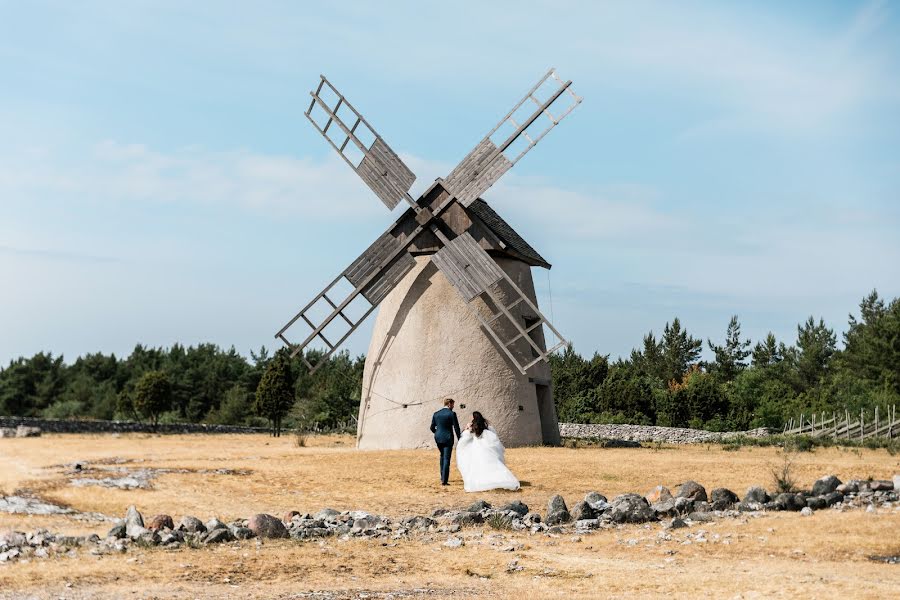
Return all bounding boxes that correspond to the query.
[230,526,255,540]
[744,486,770,504]
[710,488,739,510]
[774,493,806,512]
[609,494,654,524]
[811,475,842,497]
[546,495,571,525]
[824,491,844,506]
[443,536,463,548]
[203,528,233,544]
[177,516,206,533]
[869,480,894,492]
[401,516,435,530]
[107,522,126,539]
[651,499,676,517]
[124,506,145,538]
[248,514,288,539]
[673,497,694,515]
[570,501,595,522]
[146,514,174,531]
[314,508,340,521]
[205,518,227,532]
[451,511,483,526]
[836,481,859,495]
[646,485,672,504]
[467,500,491,513]
[499,501,529,516]
[584,492,609,512]
[675,481,708,502]
[806,496,828,510]
[800,507,813,516]
[667,517,688,529]
[283,510,300,523]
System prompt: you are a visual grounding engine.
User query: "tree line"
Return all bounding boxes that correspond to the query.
[551,290,900,430]
[1,290,897,433]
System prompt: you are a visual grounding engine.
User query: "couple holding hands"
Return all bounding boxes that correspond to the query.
[430,398,520,493]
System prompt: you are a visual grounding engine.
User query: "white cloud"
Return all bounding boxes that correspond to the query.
[0,140,390,220]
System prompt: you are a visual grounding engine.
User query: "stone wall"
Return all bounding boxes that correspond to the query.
[559,423,770,444]
[0,416,269,435]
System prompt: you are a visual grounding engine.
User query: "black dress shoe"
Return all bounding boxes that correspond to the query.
[441,482,449,486]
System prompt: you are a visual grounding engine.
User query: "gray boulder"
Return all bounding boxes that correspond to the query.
[651,498,677,517]
[107,522,126,539]
[811,475,842,497]
[546,495,571,525]
[709,488,739,510]
[467,500,491,513]
[584,491,608,511]
[836,481,859,494]
[824,491,844,506]
[177,516,206,533]
[124,505,145,538]
[774,493,806,511]
[230,526,255,540]
[314,508,341,521]
[203,528,233,544]
[401,515,435,530]
[608,493,654,524]
[675,481,707,502]
[570,501,595,522]
[673,496,694,515]
[451,511,483,526]
[744,486,770,504]
[870,480,894,492]
[806,496,827,510]
[499,501,529,516]
[248,514,289,539]
[205,518,227,532]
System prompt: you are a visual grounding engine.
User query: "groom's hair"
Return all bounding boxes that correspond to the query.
[443,398,454,407]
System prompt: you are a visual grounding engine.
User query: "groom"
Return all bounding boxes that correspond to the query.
[430,398,462,486]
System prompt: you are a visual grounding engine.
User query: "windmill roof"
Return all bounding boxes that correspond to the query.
[465,199,551,269]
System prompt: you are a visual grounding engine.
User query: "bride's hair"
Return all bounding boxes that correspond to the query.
[471,411,488,437]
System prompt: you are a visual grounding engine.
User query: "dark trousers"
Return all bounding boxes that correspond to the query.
[437,442,453,484]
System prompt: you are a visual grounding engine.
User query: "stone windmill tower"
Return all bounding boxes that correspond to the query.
[275,69,582,449]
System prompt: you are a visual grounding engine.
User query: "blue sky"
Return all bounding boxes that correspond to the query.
[1,0,899,366]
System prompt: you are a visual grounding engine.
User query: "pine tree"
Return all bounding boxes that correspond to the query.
[707,315,751,381]
[796,316,836,389]
[255,352,296,436]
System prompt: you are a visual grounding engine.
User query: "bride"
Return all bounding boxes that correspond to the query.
[456,412,520,492]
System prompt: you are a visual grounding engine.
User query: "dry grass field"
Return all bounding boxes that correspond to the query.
[1,433,898,599]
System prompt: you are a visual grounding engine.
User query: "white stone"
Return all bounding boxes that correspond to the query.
[357,256,560,449]
[800,507,813,516]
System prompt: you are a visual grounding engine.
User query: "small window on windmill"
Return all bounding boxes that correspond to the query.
[523,316,540,358]
[459,404,466,409]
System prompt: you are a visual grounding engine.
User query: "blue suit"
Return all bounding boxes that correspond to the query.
[430,407,462,485]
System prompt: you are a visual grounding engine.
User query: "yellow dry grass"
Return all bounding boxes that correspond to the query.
[1,433,899,599]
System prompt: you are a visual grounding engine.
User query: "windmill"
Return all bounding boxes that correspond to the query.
[276,69,582,449]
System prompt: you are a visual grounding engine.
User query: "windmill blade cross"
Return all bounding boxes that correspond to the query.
[443,68,582,207]
[431,232,568,374]
[306,75,417,211]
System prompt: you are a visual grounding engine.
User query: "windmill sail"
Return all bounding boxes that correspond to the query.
[306,75,416,210]
[443,68,582,206]
[432,232,567,374]
[275,228,417,373]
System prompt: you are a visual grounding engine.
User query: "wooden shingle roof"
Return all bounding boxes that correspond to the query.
[465,199,551,270]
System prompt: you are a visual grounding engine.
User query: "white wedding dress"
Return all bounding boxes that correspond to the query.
[456,426,520,492]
